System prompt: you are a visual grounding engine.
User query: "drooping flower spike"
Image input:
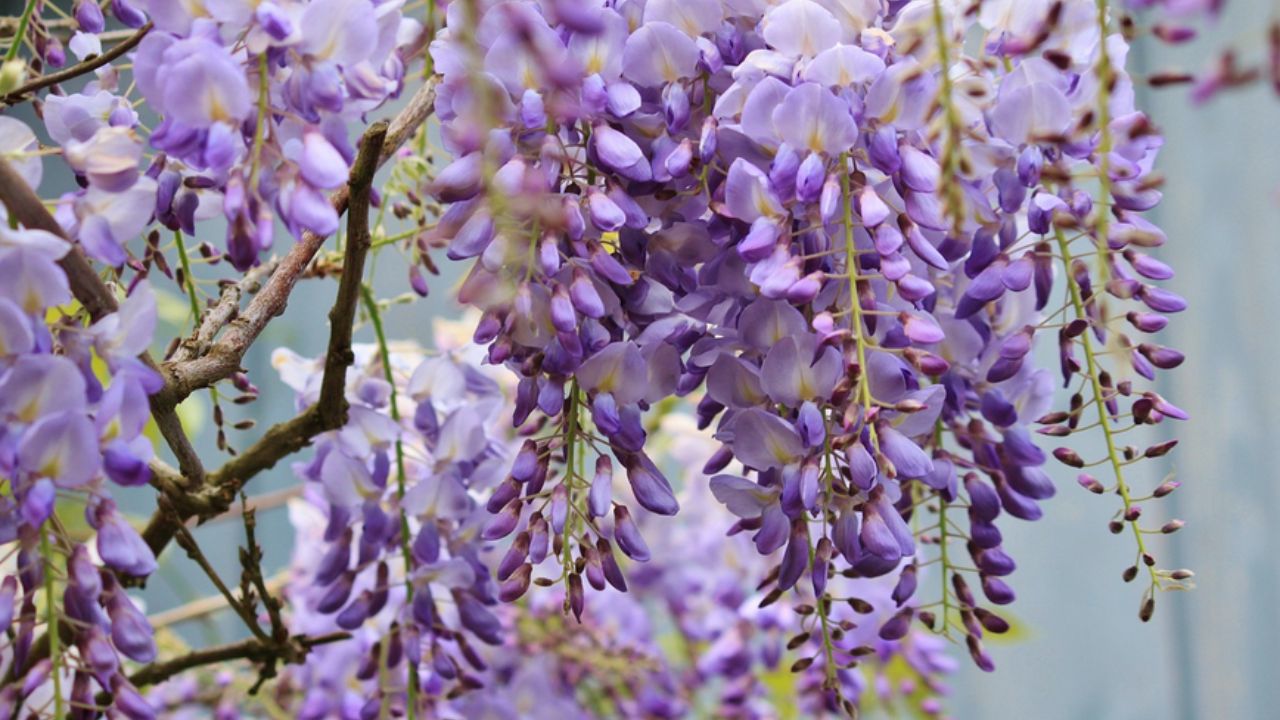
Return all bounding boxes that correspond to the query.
[424,0,1190,703]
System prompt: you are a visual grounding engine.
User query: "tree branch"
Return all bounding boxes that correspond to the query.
[126,632,349,690]
[1,23,153,106]
[154,77,438,410]
[141,119,391,558]
[171,258,278,365]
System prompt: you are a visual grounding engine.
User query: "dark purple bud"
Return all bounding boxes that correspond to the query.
[483,499,522,540]
[625,455,678,516]
[570,270,606,319]
[597,539,628,591]
[965,475,1001,522]
[498,564,532,602]
[75,0,106,32]
[739,218,780,262]
[967,635,996,672]
[1140,286,1187,313]
[878,608,914,640]
[589,456,613,518]
[613,506,650,562]
[1017,146,1043,186]
[589,243,634,285]
[82,625,118,677]
[0,576,14,632]
[111,0,147,28]
[336,591,374,629]
[777,521,808,592]
[969,518,1003,549]
[317,571,355,614]
[316,528,353,586]
[891,564,918,606]
[568,573,585,621]
[108,592,156,663]
[980,575,1016,605]
[796,153,826,204]
[486,478,521,514]
[663,82,691,133]
[1077,473,1106,494]
[975,547,1017,576]
[413,523,441,566]
[811,537,833,598]
[549,484,569,535]
[411,584,435,628]
[528,514,550,564]
[698,116,718,163]
[868,126,901,173]
[1138,343,1185,369]
[497,533,530,582]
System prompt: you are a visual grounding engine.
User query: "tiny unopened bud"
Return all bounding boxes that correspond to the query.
[1153,479,1181,498]
[1161,519,1185,534]
[0,60,26,96]
[1078,473,1105,494]
[1053,447,1085,468]
[1139,596,1155,622]
[1143,552,1156,567]
[847,597,874,614]
[973,607,1010,634]
[1144,440,1178,458]
[1124,505,1142,522]
[787,632,811,650]
[1122,565,1138,583]
[1108,520,1124,534]
[1169,569,1195,581]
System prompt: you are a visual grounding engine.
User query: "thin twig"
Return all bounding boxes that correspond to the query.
[170,516,271,643]
[172,258,278,364]
[149,573,288,629]
[155,78,438,409]
[126,632,349,689]
[2,23,153,105]
[140,119,391,558]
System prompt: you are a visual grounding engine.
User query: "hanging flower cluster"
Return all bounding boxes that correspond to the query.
[143,405,956,719]
[0,0,1199,716]
[269,334,518,712]
[0,217,162,716]
[424,0,1190,706]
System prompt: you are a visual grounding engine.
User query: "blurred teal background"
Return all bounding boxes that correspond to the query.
[27,1,1269,717]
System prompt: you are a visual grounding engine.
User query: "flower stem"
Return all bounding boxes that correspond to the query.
[1092,0,1115,282]
[840,153,878,450]
[248,53,271,192]
[1055,230,1158,593]
[359,284,419,720]
[174,230,202,325]
[930,0,965,233]
[41,530,63,720]
[4,0,37,62]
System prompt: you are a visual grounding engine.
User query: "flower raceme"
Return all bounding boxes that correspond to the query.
[0,221,162,716]
[0,0,1196,717]
[423,0,1191,708]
